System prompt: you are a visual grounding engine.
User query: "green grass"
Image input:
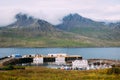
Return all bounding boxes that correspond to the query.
[0,65,25,70]
[68,26,120,41]
[0,66,120,80]
[0,36,97,47]
[0,28,120,48]
[0,24,120,47]
[0,36,120,47]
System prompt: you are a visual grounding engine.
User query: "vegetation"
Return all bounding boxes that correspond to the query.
[0,27,120,47]
[0,66,120,80]
[0,65,25,70]
[107,67,120,74]
[0,35,120,47]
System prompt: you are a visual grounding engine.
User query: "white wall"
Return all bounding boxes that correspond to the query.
[72,60,88,69]
[55,57,66,65]
[33,57,43,64]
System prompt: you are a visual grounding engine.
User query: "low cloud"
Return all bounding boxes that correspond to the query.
[0,0,120,26]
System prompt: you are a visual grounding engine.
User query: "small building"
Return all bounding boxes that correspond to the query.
[33,57,43,64]
[22,55,32,58]
[55,57,66,65]
[72,60,88,69]
[33,54,43,64]
[48,53,67,57]
[12,54,22,58]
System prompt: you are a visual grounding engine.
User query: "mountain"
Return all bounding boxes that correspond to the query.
[0,13,104,47]
[4,13,59,37]
[56,13,105,30]
[0,13,120,47]
[108,22,120,40]
[56,13,120,41]
[109,22,120,29]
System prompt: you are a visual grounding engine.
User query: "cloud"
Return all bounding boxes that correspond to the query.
[0,0,120,26]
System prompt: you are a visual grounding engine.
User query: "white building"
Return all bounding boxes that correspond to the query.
[55,57,66,65]
[33,57,43,64]
[72,60,88,69]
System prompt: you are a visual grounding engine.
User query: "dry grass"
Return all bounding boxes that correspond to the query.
[0,66,120,80]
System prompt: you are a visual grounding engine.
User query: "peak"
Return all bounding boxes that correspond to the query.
[67,13,82,18]
[70,13,81,16]
[15,13,34,21]
[15,13,27,20]
[63,13,83,21]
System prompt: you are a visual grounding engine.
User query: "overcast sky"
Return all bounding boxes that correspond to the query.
[0,0,120,26]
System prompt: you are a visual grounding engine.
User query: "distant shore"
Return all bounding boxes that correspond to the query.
[0,46,120,48]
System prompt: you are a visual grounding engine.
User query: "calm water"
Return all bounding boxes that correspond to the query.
[0,48,120,60]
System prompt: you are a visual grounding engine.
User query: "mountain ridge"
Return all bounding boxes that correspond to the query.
[0,13,120,47]
[56,13,120,41]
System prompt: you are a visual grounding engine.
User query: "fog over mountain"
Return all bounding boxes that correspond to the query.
[2,13,120,41]
[0,13,120,47]
[1,0,120,26]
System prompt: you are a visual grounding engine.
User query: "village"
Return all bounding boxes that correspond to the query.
[0,53,117,70]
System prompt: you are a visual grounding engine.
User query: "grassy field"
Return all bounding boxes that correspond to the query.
[0,37,95,47]
[0,36,120,47]
[0,27,120,47]
[0,66,120,80]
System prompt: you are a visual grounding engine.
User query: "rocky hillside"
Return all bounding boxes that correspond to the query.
[56,13,120,41]
[3,13,59,37]
[0,13,120,47]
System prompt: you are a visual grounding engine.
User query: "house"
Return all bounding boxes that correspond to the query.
[72,60,88,69]
[33,57,43,64]
[33,54,43,64]
[55,57,66,65]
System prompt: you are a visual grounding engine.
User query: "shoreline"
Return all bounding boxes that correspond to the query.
[88,59,120,66]
[0,46,120,48]
[0,55,120,67]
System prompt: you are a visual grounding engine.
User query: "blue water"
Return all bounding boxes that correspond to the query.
[0,48,120,60]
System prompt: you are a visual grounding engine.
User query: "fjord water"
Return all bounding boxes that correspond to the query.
[0,48,120,60]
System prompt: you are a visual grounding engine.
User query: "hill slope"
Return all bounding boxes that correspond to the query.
[56,13,120,41]
[0,13,120,47]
